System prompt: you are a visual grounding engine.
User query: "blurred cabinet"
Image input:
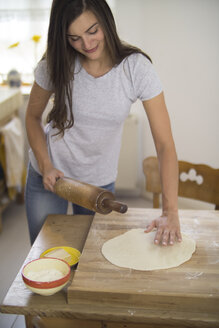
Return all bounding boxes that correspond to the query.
[0,87,24,232]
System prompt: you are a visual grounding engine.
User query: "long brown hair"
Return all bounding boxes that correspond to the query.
[45,0,151,136]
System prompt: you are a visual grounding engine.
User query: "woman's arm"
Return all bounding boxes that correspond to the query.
[25,82,64,191]
[143,92,182,246]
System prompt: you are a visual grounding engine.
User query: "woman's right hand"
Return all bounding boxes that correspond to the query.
[42,165,64,192]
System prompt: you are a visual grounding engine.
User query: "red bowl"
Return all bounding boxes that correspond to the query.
[22,258,71,295]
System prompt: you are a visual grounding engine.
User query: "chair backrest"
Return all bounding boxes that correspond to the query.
[143,156,219,209]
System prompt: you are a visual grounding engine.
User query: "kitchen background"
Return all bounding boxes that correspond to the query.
[0,0,218,207]
[0,1,218,326]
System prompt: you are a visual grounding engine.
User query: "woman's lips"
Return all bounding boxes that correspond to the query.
[84,45,98,53]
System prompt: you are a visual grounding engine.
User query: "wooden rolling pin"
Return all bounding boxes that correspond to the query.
[54,177,128,214]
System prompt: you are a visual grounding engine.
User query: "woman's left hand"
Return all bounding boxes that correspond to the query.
[144,212,182,246]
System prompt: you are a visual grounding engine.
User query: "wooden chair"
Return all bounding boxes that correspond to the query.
[143,156,219,210]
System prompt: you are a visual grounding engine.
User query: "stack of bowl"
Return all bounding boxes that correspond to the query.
[22,246,80,296]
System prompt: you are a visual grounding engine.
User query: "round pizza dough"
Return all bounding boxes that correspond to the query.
[101,229,196,271]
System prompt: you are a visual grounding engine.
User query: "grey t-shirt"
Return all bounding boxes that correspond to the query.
[29,53,162,186]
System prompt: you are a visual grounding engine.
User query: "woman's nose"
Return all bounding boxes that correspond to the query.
[82,36,92,50]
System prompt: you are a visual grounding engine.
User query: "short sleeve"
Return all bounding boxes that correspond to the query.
[34,60,54,91]
[128,53,163,101]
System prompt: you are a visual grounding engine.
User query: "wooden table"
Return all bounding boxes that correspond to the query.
[1,208,219,328]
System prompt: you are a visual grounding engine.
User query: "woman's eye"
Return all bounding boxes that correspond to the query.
[68,27,98,42]
[89,29,98,35]
[70,37,80,42]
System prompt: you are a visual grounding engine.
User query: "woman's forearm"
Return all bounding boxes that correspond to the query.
[143,93,179,216]
[157,145,179,215]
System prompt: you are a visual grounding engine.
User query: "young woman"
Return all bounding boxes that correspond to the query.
[25,0,181,246]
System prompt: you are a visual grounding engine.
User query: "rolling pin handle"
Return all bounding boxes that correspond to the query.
[102,199,128,214]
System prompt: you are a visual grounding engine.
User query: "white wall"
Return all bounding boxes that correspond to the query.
[114,0,219,197]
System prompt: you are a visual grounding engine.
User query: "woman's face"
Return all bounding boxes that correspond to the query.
[67,10,106,61]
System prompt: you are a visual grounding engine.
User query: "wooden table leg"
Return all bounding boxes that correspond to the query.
[25,315,35,328]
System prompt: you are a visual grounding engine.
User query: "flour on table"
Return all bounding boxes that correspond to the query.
[101,229,196,271]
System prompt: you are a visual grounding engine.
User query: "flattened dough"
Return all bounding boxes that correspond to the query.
[102,229,196,270]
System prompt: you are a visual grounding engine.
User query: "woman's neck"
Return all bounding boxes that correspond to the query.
[80,53,113,78]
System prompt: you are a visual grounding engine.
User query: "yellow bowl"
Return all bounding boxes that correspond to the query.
[22,258,71,296]
[40,246,81,267]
